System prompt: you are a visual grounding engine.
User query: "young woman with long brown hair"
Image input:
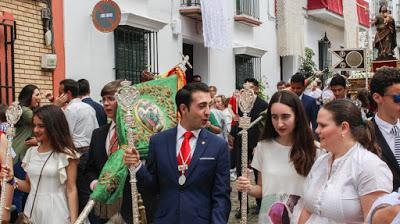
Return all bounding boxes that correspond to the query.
[236,90,318,223]
[5,105,79,223]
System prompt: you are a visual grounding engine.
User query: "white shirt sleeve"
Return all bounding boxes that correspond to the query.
[250,142,263,172]
[63,108,76,136]
[357,155,393,196]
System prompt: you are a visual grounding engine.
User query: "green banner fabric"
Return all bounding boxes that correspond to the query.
[90,149,128,204]
[116,75,178,160]
[90,75,178,207]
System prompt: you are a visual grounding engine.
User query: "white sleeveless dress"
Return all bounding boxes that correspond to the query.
[22,146,78,224]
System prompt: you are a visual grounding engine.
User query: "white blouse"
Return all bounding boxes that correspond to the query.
[303,143,393,223]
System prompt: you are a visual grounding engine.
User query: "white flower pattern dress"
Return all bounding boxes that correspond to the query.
[22,146,78,224]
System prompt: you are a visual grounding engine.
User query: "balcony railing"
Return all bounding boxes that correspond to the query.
[236,0,260,20]
[180,0,202,20]
[181,0,200,7]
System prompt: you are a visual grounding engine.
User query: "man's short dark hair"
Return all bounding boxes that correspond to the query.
[175,82,209,114]
[244,78,259,87]
[277,81,286,87]
[290,73,305,86]
[78,79,90,96]
[192,75,202,82]
[330,75,346,88]
[60,79,79,98]
[370,67,400,96]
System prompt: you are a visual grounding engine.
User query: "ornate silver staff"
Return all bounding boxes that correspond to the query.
[116,80,141,224]
[238,83,256,224]
[0,102,22,222]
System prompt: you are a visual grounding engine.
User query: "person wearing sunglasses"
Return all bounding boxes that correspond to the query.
[370,67,400,192]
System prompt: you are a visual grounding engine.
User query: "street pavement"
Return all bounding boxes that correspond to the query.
[228,171,258,224]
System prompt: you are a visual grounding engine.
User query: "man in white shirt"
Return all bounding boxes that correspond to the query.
[370,67,400,192]
[59,79,99,212]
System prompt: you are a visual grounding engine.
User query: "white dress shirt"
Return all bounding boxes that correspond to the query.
[303,143,393,223]
[64,98,99,148]
[375,114,400,154]
[176,123,201,156]
[133,123,201,173]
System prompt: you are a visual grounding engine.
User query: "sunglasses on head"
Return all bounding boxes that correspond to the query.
[384,94,400,103]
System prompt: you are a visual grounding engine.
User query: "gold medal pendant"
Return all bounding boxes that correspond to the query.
[179,175,186,185]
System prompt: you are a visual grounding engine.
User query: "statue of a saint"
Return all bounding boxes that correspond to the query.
[373,5,397,60]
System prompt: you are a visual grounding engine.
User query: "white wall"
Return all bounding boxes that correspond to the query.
[63,0,115,101]
[64,0,281,101]
[63,0,181,101]
[305,18,345,69]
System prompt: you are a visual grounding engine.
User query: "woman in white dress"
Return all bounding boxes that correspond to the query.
[299,99,393,223]
[236,90,318,224]
[5,105,79,223]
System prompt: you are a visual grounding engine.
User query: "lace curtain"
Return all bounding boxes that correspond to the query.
[276,0,304,57]
[200,0,229,49]
[343,0,359,48]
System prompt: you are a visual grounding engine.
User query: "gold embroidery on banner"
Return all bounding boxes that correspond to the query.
[125,84,176,147]
[98,171,120,193]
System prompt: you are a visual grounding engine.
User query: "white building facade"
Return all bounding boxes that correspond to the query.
[63,0,370,101]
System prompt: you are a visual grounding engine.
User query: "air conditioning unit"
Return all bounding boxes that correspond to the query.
[41,54,57,70]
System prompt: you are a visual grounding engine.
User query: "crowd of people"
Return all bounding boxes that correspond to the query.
[0,67,397,224]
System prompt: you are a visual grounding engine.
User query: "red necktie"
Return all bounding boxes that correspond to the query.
[177,131,194,167]
[109,127,118,155]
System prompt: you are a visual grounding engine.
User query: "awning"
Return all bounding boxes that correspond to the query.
[233,46,267,58]
[120,12,167,32]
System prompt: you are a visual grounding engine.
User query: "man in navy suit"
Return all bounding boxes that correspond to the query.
[78,79,107,126]
[123,82,231,223]
[290,73,318,131]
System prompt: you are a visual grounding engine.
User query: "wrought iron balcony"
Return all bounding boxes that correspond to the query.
[235,0,261,26]
[180,0,202,21]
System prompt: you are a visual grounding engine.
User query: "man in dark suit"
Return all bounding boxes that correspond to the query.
[78,79,107,126]
[123,82,231,223]
[290,73,318,131]
[85,80,156,223]
[370,67,400,192]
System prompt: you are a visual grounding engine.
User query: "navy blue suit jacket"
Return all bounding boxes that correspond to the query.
[137,127,231,224]
[82,97,107,126]
[301,94,318,131]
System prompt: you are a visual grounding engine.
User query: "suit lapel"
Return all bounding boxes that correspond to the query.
[373,118,400,173]
[168,128,179,180]
[186,129,208,179]
[94,124,110,166]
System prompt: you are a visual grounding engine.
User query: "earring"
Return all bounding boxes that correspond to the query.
[341,133,344,137]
